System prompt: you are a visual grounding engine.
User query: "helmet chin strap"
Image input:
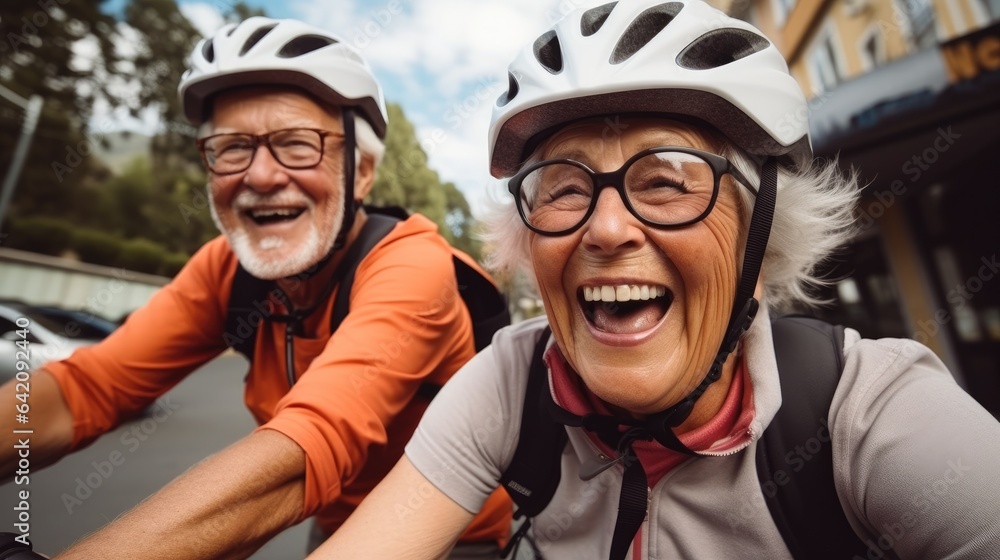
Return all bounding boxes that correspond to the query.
[552,157,778,461]
[642,156,777,452]
[280,108,359,283]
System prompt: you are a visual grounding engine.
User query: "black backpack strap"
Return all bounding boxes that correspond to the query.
[452,255,510,352]
[333,206,510,354]
[500,326,567,559]
[224,265,276,360]
[329,212,401,333]
[757,316,868,559]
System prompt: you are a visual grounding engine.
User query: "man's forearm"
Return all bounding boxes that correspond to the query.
[0,369,74,479]
[55,429,307,560]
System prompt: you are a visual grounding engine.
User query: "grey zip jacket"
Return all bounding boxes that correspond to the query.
[406,306,1000,559]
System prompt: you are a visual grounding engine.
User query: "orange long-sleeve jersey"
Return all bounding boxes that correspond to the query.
[46,213,511,544]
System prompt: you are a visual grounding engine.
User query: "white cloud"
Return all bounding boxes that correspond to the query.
[289,0,576,216]
[179,2,227,38]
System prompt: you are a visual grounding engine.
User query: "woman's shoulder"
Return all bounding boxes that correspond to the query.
[453,315,551,400]
[833,329,995,451]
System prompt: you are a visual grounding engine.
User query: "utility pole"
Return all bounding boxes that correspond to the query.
[0,83,43,233]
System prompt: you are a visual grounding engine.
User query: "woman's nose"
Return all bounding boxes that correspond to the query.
[580,186,644,254]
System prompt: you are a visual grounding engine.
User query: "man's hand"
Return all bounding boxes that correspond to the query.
[54,429,306,560]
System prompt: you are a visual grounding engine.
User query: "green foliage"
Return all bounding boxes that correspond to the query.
[0,0,121,219]
[4,217,73,256]
[0,0,480,277]
[116,238,166,274]
[124,0,202,169]
[71,228,124,267]
[158,251,190,277]
[371,103,481,260]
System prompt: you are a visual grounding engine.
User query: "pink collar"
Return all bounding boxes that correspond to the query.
[545,345,755,487]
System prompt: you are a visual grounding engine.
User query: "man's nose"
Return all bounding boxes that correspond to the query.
[241,144,288,192]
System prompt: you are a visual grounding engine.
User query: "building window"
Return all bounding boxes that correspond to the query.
[858,25,887,70]
[771,0,798,26]
[894,0,937,48]
[986,0,1000,20]
[808,25,845,93]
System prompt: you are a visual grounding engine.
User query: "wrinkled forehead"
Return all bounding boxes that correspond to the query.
[534,115,727,163]
[203,85,343,135]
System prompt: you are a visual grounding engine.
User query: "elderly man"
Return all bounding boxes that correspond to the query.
[0,17,509,558]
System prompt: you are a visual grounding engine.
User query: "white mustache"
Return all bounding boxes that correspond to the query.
[231,190,313,212]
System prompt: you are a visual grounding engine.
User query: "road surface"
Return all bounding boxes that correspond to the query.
[0,353,310,558]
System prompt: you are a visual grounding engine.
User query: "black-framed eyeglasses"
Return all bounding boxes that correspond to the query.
[508,146,759,236]
[196,128,344,175]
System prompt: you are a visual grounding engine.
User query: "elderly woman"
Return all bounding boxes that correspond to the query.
[311,1,1000,559]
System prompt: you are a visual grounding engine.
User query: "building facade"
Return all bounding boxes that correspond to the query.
[719,0,1000,414]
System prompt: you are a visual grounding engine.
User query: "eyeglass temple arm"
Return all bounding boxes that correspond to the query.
[727,163,760,198]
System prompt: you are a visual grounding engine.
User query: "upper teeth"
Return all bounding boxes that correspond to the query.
[583,285,667,303]
[250,209,300,218]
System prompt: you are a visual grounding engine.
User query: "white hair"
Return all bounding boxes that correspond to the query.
[481,145,860,312]
[353,115,385,167]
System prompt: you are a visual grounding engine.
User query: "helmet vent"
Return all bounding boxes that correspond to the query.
[239,23,277,56]
[610,2,683,65]
[202,40,215,63]
[677,28,771,70]
[580,2,617,37]
[497,72,520,107]
[277,34,338,58]
[533,30,563,74]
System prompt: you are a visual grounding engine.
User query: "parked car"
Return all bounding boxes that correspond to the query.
[0,302,117,380]
[29,305,120,340]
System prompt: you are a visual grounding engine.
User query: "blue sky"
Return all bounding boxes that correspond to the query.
[100,0,583,215]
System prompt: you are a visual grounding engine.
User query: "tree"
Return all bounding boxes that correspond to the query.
[120,0,263,256]
[123,0,203,171]
[0,0,122,221]
[370,103,480,259]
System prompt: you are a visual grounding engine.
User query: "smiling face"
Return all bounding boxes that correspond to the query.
[205,87,352,280]
[528,117,746,416]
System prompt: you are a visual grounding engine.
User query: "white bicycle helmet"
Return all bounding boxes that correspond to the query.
[488,0,810,178]
[179,16,388,138]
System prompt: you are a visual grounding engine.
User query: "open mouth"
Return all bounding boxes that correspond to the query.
[244,207,307,226]
[580,284,673,335]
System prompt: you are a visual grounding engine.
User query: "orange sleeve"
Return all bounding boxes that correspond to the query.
[257,216,476,519]
[46,237,234,450]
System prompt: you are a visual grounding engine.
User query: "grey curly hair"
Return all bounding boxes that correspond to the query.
[480,142,860,312]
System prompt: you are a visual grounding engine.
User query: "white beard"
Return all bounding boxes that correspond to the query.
[209,188,344,280]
